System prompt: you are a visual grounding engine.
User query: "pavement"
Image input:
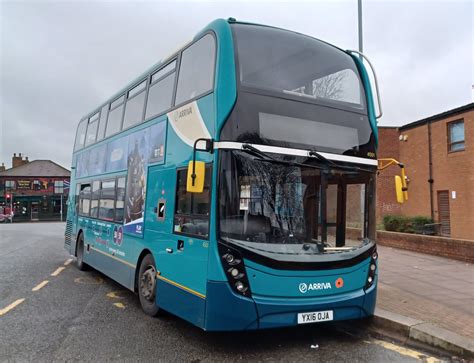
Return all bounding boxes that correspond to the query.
[375,245,474,357]
[0,222,464,361]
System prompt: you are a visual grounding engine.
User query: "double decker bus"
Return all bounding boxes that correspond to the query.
[65,18,381,330]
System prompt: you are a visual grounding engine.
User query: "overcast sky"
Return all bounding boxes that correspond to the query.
[1,0,472,169]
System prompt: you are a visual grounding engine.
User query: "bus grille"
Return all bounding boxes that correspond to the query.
[65,219,72,246]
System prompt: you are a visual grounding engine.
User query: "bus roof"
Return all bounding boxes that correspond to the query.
[78,18,230,123]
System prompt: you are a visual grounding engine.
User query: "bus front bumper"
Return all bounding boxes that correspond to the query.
[204,280,377,331]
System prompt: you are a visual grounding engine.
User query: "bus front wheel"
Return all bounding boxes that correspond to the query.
[138,254,160,317]
[76,233,88,271]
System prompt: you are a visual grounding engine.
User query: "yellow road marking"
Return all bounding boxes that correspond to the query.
[106,291,126,299]
[32,280,49,291]
[51,267,66,276]
[113,302,126,309]
[367,338,441,362]
[64,258,73,266]
[0,298,25,316]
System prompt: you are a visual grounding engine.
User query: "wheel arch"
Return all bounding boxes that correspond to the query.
[134,249,153,293]
[74,229,84,257]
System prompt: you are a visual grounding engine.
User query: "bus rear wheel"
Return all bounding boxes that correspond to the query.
[138,254,160,317]
[76,233,88,271]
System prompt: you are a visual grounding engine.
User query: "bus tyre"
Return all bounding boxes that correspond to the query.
[138,254,160,317]
[76,233,88,271]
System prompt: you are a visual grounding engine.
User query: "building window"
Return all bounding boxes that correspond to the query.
[33,180,41,190]
[5,180,15,190]
[54,180,64,194]
[173,166,211,238]
[448,120,465,152]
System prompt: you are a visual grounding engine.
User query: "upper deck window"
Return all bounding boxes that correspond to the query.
[175,34,216,105]
[123,80,147,130]
[151,60,176,83]
[85,112,99,146]
[74,119,88,151]
[232,24,366,113]
[146,72,175,119]
[96,104,108,142]
[105,96,125,137]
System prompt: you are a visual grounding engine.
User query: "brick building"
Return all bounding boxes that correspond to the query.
[0,154,70,222]
[377,103,473,239]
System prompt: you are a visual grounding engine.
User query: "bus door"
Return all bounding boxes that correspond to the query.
[145,165,209,326]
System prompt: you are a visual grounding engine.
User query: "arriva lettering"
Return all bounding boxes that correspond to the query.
[178,107,192,119]
[299,282,332,293]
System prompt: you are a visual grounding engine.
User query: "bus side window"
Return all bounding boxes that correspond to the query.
[78,184,91,216]
[105,96,124,137]
[96,104,108,142]
[90,181,101,219]
[122,79,147,130]
[75,183,81,214]
[85,112,99,147]
[74,119,88,151]
[173,166,211,238]
[115,177,126,223]
[175,34,216,105]
[99,179,116,221]
[146,62,176,119]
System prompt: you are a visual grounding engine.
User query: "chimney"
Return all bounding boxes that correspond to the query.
[12,153,29,168]
[0,163,5,172]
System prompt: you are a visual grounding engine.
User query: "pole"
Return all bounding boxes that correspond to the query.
[10,192,13,223]
[60,193,63,222]
[358,0,363,54]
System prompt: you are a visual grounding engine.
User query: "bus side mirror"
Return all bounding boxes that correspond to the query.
[394,175,404,204]
[187,161,205,193]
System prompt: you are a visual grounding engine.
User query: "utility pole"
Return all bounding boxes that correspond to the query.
[358,0,363,54]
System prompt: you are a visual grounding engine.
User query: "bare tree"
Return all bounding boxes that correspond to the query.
[312,71,346,100]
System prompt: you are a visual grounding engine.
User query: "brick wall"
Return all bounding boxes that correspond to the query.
[347,227,474,263]
[376,127,402,222]
[376,230,474,263]
[398,124,432,217]
[378,106,474,239]
[427,110,474,240]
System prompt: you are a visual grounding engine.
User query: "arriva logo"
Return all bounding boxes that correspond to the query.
[298,282,332,293]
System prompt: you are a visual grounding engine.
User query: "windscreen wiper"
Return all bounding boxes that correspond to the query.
[241,144,326,170]
[308,148,374,173]
[241,144,374,173]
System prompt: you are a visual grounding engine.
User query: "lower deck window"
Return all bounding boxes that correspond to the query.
[173,166,211,238]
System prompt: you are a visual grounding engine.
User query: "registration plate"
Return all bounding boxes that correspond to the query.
[297,310,333,324]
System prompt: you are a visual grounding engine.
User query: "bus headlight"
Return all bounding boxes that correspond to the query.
[218,243,252,297]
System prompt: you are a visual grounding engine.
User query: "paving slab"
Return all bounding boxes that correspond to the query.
[374,245,474,358]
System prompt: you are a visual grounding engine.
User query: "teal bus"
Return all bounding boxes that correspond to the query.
[65,18,381,330]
